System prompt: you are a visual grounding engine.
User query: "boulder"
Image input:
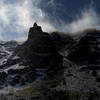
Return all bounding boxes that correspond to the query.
[51,32,75,51]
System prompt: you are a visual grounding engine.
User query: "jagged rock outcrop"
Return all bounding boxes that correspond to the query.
[18,23,63,78]
[67,30,100,67]
[27,22,43,41]
[0,27,100,99]
[51,32,76,51]
[0,23,75,87]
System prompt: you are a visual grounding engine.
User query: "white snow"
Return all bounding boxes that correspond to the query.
[4,64,25,73]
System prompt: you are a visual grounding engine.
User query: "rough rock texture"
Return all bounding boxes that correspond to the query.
[17,23,64,78]
[0,24,100,99]
[0,23,68,88]
[67,30,100,66]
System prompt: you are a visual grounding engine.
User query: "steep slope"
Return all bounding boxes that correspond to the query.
[0,23,75,88]
[0,24,100,100]
[17,23,64,79]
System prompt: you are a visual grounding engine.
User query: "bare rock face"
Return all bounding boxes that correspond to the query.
[51,32,76,51]
[27,23,43,41]
[0,25,100,100]
[67,30,100,66]
[18,23,63,78]
[0,23,66,87]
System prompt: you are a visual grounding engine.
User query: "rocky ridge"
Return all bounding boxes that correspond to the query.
[0,23,73,88]
[0,24,100,99]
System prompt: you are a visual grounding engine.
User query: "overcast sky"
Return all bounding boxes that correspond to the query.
[0,0,100,41]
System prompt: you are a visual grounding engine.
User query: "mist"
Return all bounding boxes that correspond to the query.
[62,7,100,33]
[0,0,56,41]
[0,0,100,40]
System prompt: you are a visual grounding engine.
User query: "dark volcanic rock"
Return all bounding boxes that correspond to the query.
[0,23,75,87]
[4,40,18,52]
[0,72,7,86]
[0,72,7,79]
[67,30,100,66]
[0,58,21,69]
[17,23,63,78]
[51,32,76,51]
[8,75,20,86]
[28,22,43,41]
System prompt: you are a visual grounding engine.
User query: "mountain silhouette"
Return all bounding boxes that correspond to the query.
[0,24,100,99]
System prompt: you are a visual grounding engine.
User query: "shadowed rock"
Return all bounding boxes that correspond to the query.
[17,23,63,78]
[67,30,100,66]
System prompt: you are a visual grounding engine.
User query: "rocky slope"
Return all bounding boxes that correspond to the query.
[0,24,100,99]
[67,30,100,80]
[0,23,74,89]
[67,29,100,65]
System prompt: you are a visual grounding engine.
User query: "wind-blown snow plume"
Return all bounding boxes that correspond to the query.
[0,0,100,40]
[63,7,100,33]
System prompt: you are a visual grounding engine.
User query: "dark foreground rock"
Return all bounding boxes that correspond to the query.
[0,23,69,87]
[67,30,100,66]
[17,23,64,78]
[0,24,100,100]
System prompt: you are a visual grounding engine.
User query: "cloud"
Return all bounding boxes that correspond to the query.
[48,0,56,7]
[0,0,56,41]
[0,0,100,40]
[62,7,100,33]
